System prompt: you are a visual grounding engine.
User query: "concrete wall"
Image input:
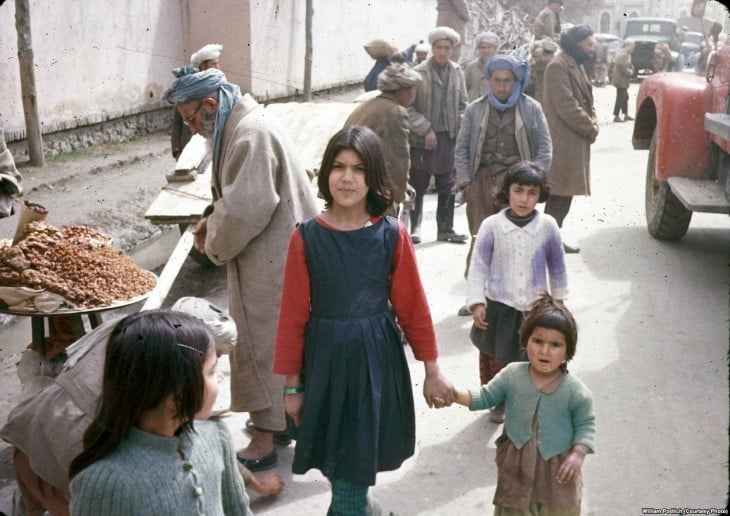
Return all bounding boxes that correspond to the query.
[0,0,184,139]
[1,0,435,144]
[248,0,434,100]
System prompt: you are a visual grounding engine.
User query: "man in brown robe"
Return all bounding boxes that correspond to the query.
[345,63,421,225]
[542,25,599,253]
[164,69,318,470]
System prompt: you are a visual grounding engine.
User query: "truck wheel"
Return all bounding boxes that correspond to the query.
[645,130,692,240]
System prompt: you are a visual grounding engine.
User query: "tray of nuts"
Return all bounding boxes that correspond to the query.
[0,222,157,313]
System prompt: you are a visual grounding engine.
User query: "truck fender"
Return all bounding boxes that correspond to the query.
[632,72,710,181]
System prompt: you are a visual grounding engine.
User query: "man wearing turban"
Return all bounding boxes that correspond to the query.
[454,54,552,329]
[345,64,421,223]
[463,32,500,102]
[542,24,599,253]
[164,69,318,470]
[171,44,224,160]
[408,26,468,244]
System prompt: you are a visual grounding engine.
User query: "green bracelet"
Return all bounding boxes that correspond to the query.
[283,385,304,395]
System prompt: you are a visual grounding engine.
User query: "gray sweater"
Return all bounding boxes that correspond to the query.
[69,420,252,516]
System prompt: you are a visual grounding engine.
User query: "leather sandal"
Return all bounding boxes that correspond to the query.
[237,450,278,472]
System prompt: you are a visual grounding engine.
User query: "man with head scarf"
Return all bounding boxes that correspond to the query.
[408,26,468,244]
[542,24,598,253]
[191,43,223,70]
[454,54,552,322]
[171,45,225,160]
[533,0,563,42]
[164,69,318,470]
[463,32,501,102]
[345,64,421,223]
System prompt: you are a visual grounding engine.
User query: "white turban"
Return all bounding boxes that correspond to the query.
[428,26,460,46]
[190,43,223,68]
[475,32,500,49]
[415,42,430,54]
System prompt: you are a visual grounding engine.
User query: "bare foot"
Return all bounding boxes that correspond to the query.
[237,429,275,460]
[247,472,285,496]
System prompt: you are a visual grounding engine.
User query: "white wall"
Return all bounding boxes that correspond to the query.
[1,0,436,138]
[249,0,434,99]
[1,0,184,138]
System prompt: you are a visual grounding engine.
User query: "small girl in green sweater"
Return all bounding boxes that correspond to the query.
[441,293,595,515]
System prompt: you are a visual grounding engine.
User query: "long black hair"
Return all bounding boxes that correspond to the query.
[318,125,393,216]
[69,310,213,478]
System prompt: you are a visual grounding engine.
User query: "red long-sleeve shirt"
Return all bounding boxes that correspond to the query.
[273,216,438,375]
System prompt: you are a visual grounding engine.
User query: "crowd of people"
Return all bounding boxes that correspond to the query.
[0,1,610,513]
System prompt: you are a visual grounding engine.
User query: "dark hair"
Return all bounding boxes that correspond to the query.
[69,310,213,478]
[496,160,550,204]
[519,292,578,371]
[317,125,393,216]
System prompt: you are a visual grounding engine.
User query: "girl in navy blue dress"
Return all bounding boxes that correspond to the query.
[274,125,453,515]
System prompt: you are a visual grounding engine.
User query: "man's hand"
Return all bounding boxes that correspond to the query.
[192,217,208,253]
[425,130,438,151]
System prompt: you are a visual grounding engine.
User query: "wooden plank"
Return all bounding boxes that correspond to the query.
[141,225,195,311]
[668,177,730,213]
[144,101,355,224]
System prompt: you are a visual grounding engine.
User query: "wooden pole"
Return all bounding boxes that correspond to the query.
[303,0,313,101]
[15,0,45,166]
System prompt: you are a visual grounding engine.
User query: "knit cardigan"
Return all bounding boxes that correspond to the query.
[469,362,596,460]
[69,420,252,516]
[466,208,567,311]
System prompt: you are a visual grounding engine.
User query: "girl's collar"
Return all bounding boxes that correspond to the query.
[315,214,381,231]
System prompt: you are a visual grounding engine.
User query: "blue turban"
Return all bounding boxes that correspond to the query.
[164,68,241,175]
[483,55,530,113]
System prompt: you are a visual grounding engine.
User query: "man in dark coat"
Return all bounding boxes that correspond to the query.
[542,24,599,253]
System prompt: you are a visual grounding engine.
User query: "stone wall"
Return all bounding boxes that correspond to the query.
[7,108,172,160]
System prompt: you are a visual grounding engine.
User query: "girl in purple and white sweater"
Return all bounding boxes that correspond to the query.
[466,161,567,422]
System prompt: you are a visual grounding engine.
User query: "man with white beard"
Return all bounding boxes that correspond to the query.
[164,69,318,471]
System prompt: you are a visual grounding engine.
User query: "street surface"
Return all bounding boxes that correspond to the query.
[1,82,728,515]
[169,82,730,515]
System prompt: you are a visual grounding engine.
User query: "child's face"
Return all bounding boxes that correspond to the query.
[508,182,540,217]
[328,149,368,212]
[526,326,567,377]
[196,343,222,420]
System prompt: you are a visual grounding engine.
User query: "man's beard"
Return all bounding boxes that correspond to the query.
[200,109,216,140]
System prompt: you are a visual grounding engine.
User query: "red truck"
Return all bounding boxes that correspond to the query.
[632,0,729,240]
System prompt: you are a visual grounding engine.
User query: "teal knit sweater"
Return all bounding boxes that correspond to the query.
[69,420,252,515]
[469,362,596,460]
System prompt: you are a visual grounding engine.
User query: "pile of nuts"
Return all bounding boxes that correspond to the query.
[0,221,156,308]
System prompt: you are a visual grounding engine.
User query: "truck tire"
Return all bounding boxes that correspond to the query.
[645,130,692,240]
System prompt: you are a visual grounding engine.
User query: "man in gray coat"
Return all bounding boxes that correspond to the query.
[454,55,552,313]
[408,26,468,244]
[165,69,318,470]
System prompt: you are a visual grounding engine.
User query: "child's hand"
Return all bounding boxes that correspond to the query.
[472,304,488,330]
[423,360,454,408]
[556,445,587,484]
[284,393,304,427]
